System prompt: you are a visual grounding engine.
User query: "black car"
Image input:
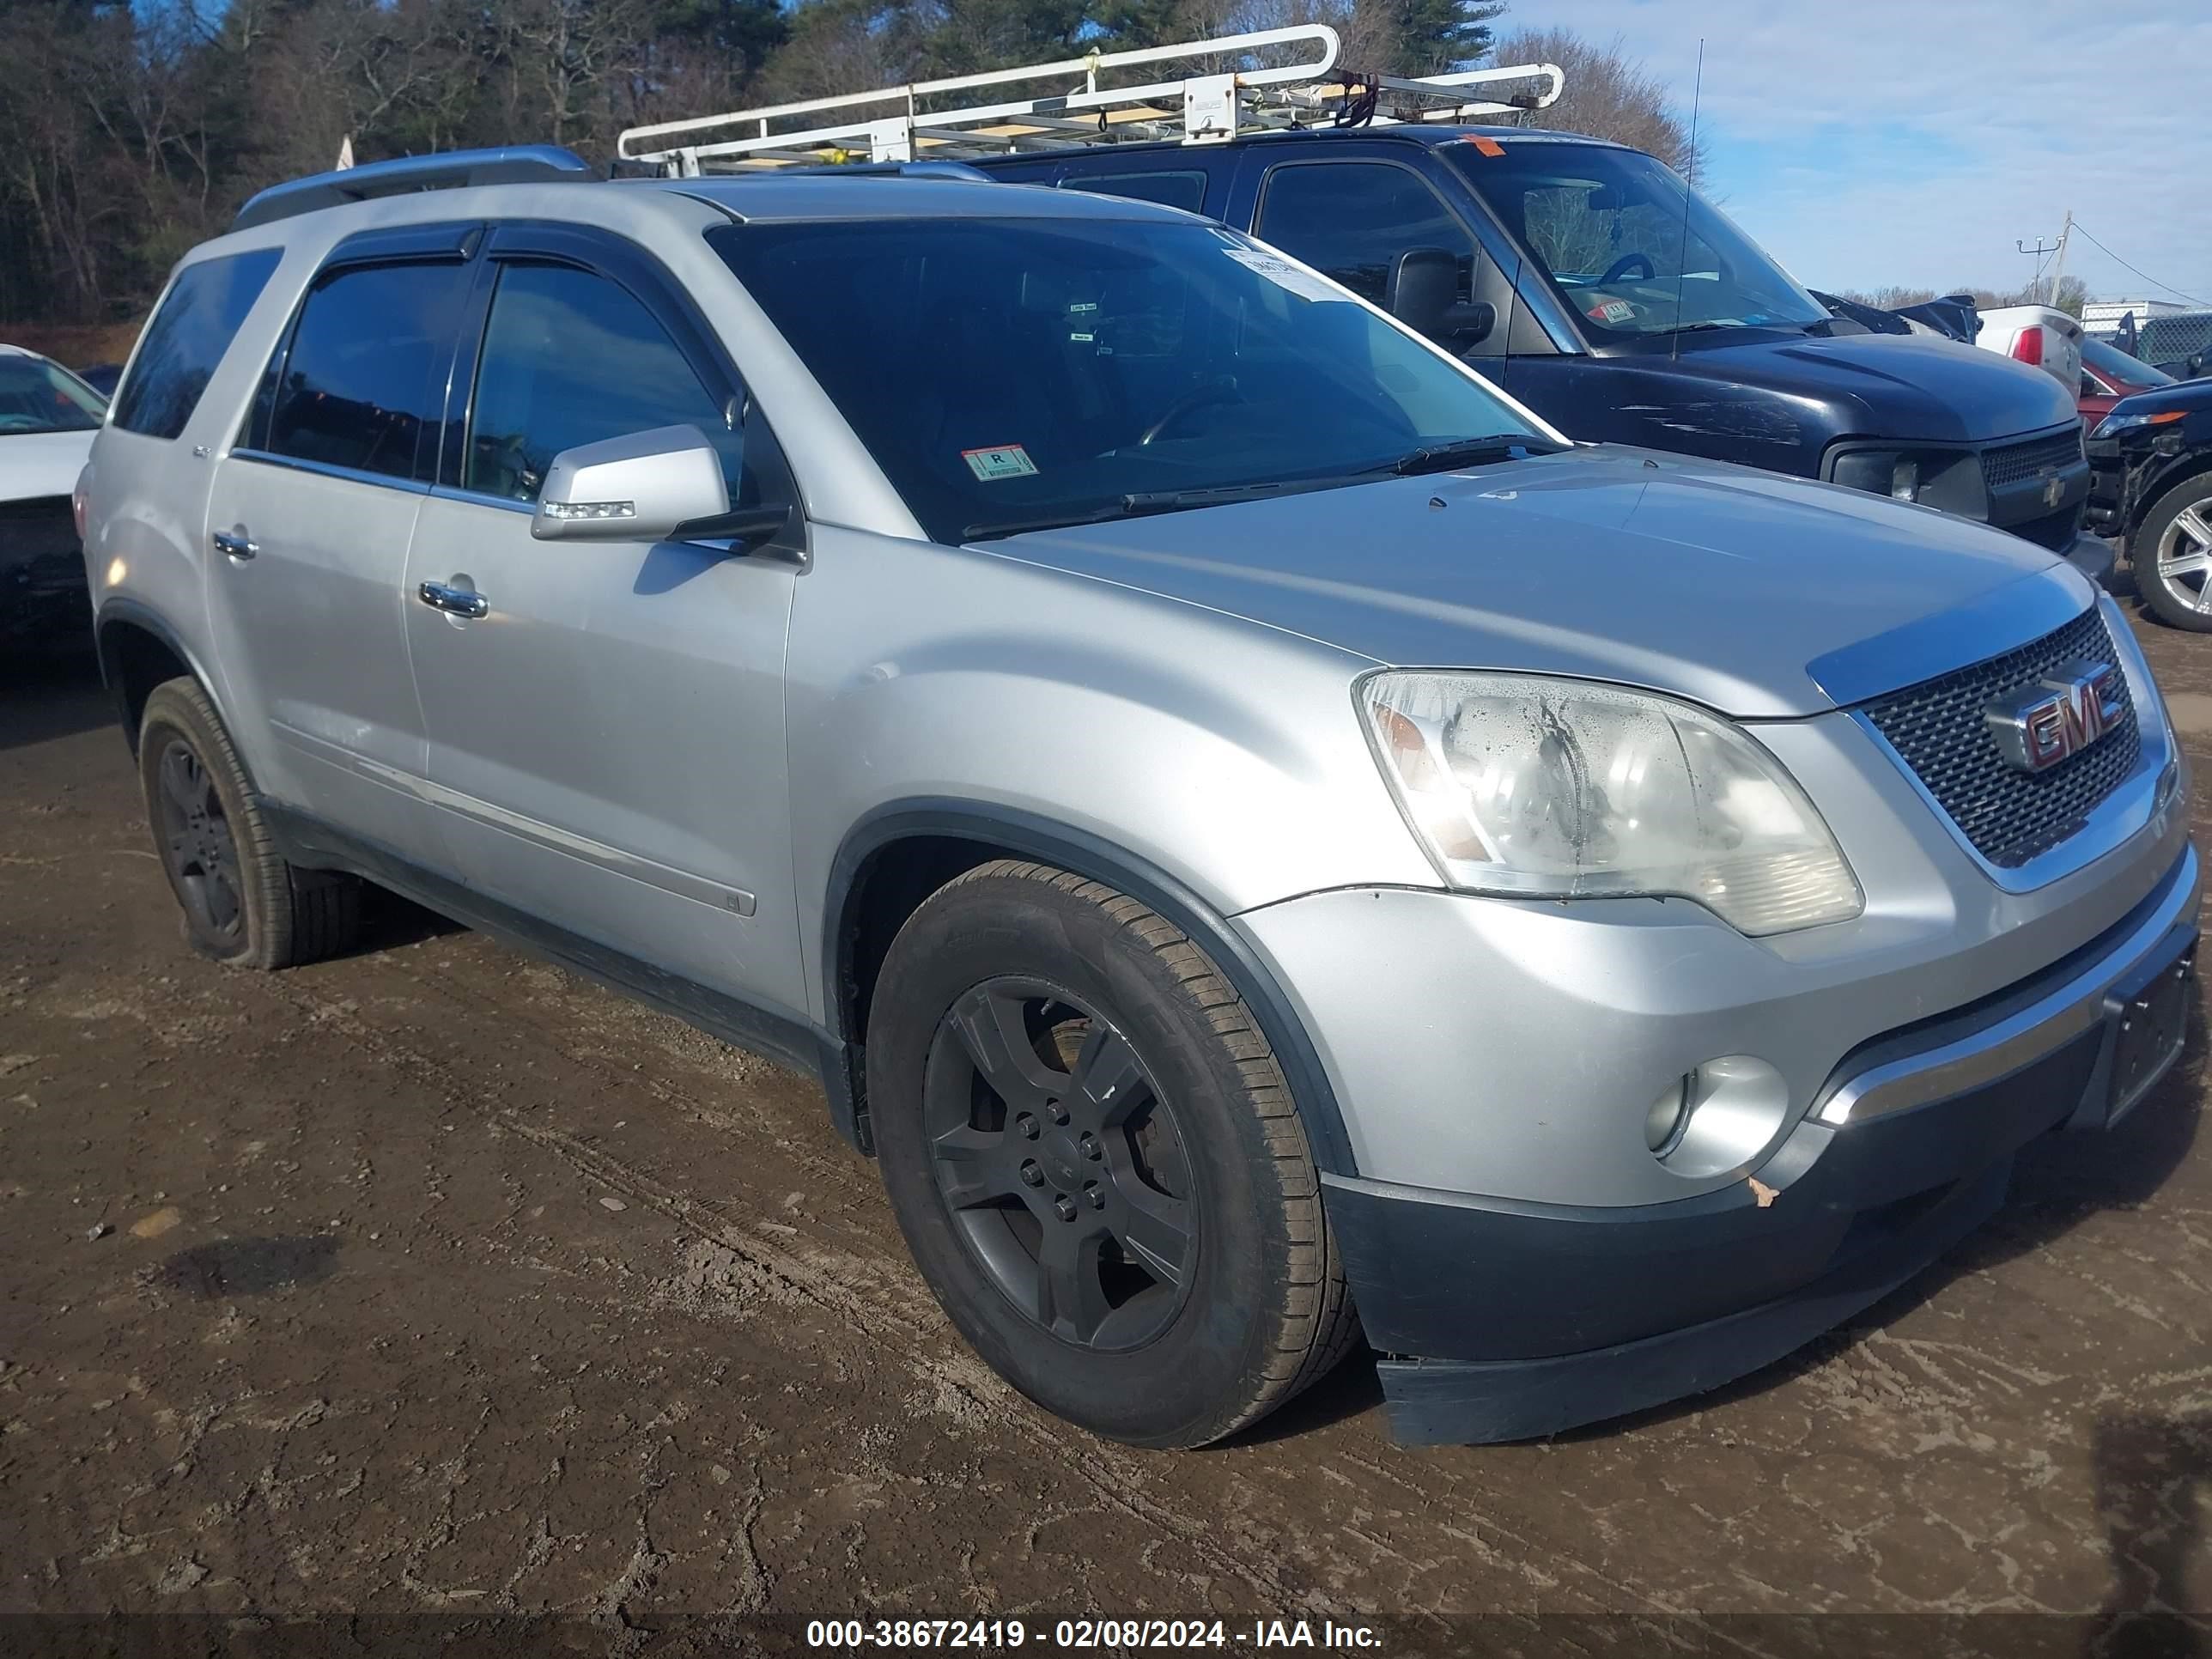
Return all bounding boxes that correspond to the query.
[2087,378,2212,630]
[980,127,2111,583]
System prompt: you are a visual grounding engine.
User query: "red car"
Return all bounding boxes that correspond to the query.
[2079,333,2175,427]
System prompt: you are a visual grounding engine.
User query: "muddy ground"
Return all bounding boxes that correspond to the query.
[3,599,2209,1657]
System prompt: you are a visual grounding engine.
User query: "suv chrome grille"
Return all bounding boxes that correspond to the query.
[1981,428,2084,490]
[1863,607,2140,869]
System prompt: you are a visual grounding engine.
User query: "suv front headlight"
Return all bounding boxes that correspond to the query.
[1358,672,1863,937]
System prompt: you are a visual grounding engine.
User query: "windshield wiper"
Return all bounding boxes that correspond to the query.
[963,480,1336,542]
[1389,434,1564,476]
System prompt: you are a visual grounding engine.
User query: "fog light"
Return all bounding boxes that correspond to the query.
[1645,1072,1694,1153]
[1648,1055,1791,1177]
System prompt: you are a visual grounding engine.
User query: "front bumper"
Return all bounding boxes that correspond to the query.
[1315,846,2198,1444]
[2060,528,2118,587]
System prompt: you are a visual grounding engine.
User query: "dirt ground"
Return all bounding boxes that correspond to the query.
[3,597,2210,1658]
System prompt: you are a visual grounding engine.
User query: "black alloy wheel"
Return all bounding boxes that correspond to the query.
[135,676,361,968]
[152,736,245,945]
[867,860,1359,1448]
[924,977,1196,1350]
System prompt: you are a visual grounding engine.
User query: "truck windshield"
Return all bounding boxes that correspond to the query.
[0,354,105,436]
[709,216,1549,544]
[1449,141,1828,343]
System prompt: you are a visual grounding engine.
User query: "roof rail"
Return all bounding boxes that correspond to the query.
[232,145,594,232]
[745,159,995,180]
[617,27,1563,176]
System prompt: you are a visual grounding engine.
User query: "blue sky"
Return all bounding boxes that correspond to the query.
[1509,0,2212,302]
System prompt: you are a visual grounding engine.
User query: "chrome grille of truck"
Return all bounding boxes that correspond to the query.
[1863,606,2140,869]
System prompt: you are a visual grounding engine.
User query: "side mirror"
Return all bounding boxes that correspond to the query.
[532,424,729,543]
[1385,248,1495,346]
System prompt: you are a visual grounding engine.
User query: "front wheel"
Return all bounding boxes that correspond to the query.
[2133,471,2212,633]
[867,860,1358,1448]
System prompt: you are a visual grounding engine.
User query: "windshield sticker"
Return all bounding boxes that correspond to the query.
[963,444,1039,482]
[1587,297,1636,325]
[1223,248,1347,304]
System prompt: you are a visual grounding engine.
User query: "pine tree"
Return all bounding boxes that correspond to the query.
[1387,0,1504,75]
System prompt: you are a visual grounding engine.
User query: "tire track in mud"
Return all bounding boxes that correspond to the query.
[359,940,1668,1621]
[239,948,1422,1621]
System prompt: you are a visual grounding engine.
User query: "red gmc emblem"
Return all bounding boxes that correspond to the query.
[1984,659,2124,774]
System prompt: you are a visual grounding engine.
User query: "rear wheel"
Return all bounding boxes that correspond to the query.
[137,678,361,968]
[867,860,1358,1448]
[2133,471,2212,633]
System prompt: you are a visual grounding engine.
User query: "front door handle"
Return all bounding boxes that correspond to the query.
[416,580,489,619]
[212,526,258,562]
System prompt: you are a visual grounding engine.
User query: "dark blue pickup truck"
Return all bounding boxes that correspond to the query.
[978,125,2111,582]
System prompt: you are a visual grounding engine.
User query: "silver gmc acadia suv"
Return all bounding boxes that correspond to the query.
[76,147,2200,1449]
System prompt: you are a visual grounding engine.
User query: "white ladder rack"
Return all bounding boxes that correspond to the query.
[617,26,1563,176]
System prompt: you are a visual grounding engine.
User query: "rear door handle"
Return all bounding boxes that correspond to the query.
[212,526,258,562]
[416,580,489,619]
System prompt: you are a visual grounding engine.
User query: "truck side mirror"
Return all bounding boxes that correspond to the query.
[1385,248,1496,347]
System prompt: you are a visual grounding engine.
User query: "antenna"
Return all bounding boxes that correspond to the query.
[1671,40,1705,364]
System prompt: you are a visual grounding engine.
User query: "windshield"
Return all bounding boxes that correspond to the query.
[2081,334,2175,389]
[1449,141,1828,342]
[0,353,105,436]
[709,216,1547,544]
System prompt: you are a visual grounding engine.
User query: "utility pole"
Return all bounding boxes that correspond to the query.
[2046,209,2072,308]
[2017,233,2059,300]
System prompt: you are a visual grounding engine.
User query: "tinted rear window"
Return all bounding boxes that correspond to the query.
[111,249,282,440]
[1061,171,1208,215]
[267,261,473,482]
[2081,334,2175,388]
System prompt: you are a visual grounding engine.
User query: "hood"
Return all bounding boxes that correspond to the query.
[983,448,2090,719]
[2105,380,2212,422]
[0,428,96,503]
[1620,330,2077,443]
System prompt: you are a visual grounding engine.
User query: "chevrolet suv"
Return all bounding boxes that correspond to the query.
[76,147,2199,1449]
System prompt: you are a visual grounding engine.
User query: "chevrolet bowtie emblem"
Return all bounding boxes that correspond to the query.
[2040,469,2065,511]
[1984,659,2122,773]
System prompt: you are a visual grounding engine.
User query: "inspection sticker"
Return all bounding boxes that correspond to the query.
[1223,248,1347,304]
[962,444,1039,482]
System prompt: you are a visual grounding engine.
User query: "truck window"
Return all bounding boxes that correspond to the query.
[1061,170,1208,215]
[266,261,471,483]
[463,262,742,504]
[1255,161,1478,310]
[1446,142,1827,343]
[111,249,281,441]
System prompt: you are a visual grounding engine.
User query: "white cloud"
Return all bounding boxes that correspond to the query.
[1505,0,2212,299]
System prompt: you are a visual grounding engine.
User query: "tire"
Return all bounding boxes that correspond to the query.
[2132,471,2212,633]
[867,860,1358,1448]
[137,677,360,968]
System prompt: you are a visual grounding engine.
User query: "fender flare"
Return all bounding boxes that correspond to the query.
[93,596,222,752]
[2129,451,2212,544]
[825,799,1358,1176]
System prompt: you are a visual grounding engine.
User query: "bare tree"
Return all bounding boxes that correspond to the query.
[1489,26,1706,179]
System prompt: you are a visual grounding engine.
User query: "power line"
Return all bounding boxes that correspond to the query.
[2068,222,2212,308]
